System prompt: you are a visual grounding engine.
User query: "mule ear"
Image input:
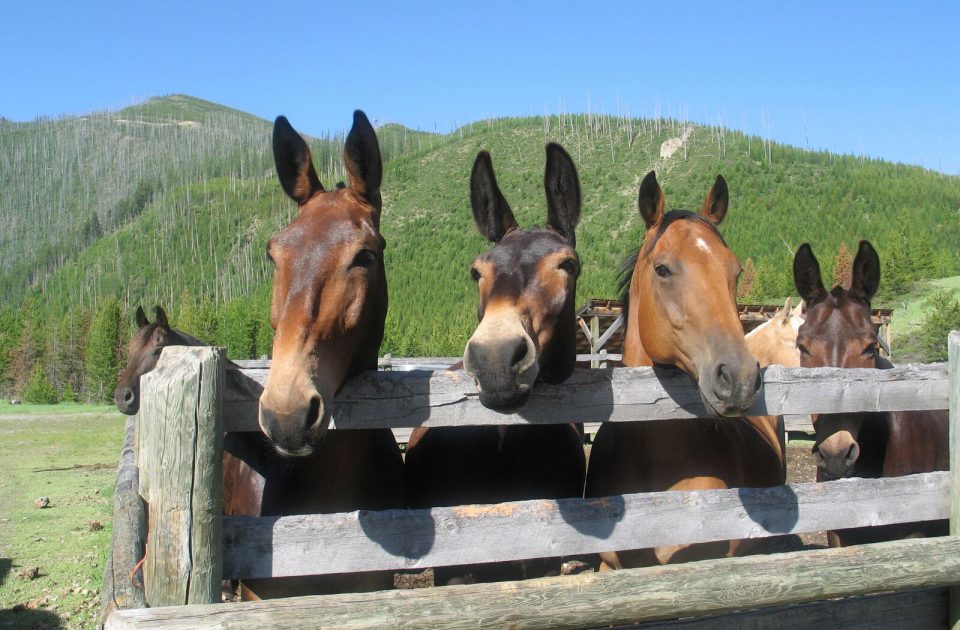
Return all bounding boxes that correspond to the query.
[470,151,518,243]
[793,243,827,305]
[344,110,383,212]
[135,306,149,328]
[777,297,793,320]
[849,240,880,304]
[273,116,324,205]
[638,171,665,228]
[154,306,169,329]
[792,300,805,319]
[700,175,729,225]
[544,143,581,246]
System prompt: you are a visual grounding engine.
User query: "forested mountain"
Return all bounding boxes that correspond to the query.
[1,95,958,401]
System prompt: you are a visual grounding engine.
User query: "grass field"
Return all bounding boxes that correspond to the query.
[890,276,960,362]
[0,403,125,629]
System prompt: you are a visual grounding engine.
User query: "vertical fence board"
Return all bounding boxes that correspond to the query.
[136,346,223,607]
[949,331,960,628]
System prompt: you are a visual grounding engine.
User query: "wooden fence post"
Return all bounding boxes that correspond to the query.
[949,330,960,628]
[137,346,224,607]
[590,315,600,368]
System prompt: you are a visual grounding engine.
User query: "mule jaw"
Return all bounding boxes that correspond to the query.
[463,310,540,411]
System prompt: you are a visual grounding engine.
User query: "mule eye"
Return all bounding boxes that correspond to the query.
[654,264,671,278]
[797,344,811,357]
[863,343,879,356]
[470,267,481,282]
[351,249,377,268]
[558,259,580,277]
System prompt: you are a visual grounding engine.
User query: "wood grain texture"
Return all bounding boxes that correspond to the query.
[136,346,223,607]
[105,536,960,630]
[949,331,960,628]
[97,415,146,627]
[620,587,948,629]
[222,363,949,432]
[222,473,949,579]
[187,347,224,604]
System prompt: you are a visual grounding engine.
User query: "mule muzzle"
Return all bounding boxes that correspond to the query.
[258,393,328,457]
[115,386,138,415]
[812,431,860,478]
[464,332,539,412]
[698,357,762,417]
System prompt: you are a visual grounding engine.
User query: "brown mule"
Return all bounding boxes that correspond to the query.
[114,305,204,415]
[222,112,404,599]
[585,171,779,569]
[405,145,586,584]
[793,240,948,546]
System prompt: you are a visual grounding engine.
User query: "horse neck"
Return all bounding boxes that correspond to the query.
[170,329,207,347]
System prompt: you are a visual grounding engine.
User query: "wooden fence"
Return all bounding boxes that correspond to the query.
[101,332,960,629]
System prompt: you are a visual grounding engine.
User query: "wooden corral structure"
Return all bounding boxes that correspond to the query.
[575,298,894,366]
[101,333,960,629]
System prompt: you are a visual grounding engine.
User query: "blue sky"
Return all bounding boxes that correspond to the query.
[2,1,958,174]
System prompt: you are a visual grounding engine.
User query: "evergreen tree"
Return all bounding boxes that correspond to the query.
[219,298,258,360]
[0,307,22,397]
[85,296,122,403]
[833,241,853,290]
[915,291,960,362]
[22,363,59,404]
[737,258,757,302]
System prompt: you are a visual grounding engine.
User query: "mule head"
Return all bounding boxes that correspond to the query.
[745,297,803,369]
[115,306,174,415]
[794,240,881,477]
[628,171,760,417]
[259,112,386,456]
[463,144,581,411]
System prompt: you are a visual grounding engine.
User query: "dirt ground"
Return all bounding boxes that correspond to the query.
[395,436,824,589]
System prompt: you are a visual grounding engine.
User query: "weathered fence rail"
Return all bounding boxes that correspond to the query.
[224,361,948,432]
[102,332,960,629]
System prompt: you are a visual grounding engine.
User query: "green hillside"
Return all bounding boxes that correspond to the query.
[1,96,958,401]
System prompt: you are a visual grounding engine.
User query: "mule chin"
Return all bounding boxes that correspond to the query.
[259,404,332,458]
[477,385,533,413]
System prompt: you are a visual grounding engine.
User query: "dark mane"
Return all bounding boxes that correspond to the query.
[618,210,727,322]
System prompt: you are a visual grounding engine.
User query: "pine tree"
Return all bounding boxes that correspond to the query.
[833,241,853,290]
[85,296,122,403]
[737,258,757,302]
[915,291,960,362]
[23,363,59,404]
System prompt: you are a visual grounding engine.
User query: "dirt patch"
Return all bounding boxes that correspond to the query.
[31,463,114,473]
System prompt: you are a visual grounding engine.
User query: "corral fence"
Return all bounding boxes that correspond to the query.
[100,332,960,629]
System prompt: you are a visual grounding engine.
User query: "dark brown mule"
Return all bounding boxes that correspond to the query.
[115,305,204,415]
[222,112,404,598]
[793,240,948,546]
[405,145,586,584]
[585,171,779,568]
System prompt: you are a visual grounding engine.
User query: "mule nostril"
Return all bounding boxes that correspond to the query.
[714,363,733,399]
[123,389,135,404]
[509,339,528,369]
[304,396,322,431]
[845,443,860,465]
